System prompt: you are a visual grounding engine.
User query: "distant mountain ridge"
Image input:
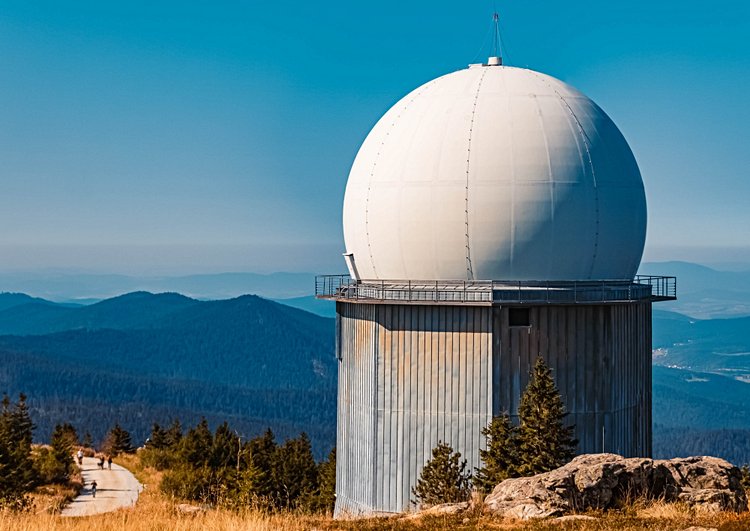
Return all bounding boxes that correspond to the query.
[0,291,201,335]
[3,286,750,463]
[0,292,59,311]
[0,271,319,302]
[640,261,750,318]
[0,291,336,455]
[1,261,747,319]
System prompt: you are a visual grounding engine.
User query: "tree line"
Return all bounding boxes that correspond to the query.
[140,419,336,512]
[0,394,78,511]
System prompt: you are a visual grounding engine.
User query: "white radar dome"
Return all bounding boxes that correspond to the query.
[342,63,647,281]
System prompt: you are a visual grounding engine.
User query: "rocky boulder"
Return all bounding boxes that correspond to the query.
[484,454,747,520]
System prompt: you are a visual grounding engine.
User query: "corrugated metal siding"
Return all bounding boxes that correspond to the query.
[335,303,493,516]
[335,302,378,514]
[494,302,652,457]
[335,300,652,516]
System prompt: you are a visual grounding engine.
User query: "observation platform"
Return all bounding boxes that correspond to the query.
[315,275,676,306]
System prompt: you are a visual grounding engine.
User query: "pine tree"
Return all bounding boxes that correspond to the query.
[180,418,212,467]
[474,413,518,493]
[275,432,319,510]
[103,423,135,456]
[49,424,75,482]
[412,442,471,507]
[82,432,93,449]
[247,429,277,503]
[517,357,577,476]
[146,423,167,449]
[209,422,236,470]
[164,419,182,449]
[0,394,37,509]
[316,447,336,513]
[55,423,79,450]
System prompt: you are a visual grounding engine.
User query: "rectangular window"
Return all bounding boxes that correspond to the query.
[508,307,530,327]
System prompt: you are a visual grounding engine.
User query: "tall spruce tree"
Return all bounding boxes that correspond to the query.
[275,432,319,510]
[474,413,518,492]
[146,423,167,449]
[412,442,471,507]
[164,419,183,449]
[50,424,75,481]
[104,423,135,456]
[517,357,576,475]
[180,418,212,467]
[55,423,79,450]
[247,429,277,503]
[0,394,37,509]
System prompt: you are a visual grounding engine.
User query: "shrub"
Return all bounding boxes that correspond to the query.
[412,442,471,507]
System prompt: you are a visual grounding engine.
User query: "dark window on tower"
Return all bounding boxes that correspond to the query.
[508,308,530,327]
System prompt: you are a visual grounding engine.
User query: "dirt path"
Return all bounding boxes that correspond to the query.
[61,456,142,517]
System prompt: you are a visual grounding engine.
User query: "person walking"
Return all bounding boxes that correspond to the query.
[107,455,112,470]
[76,448,84,466]
[90,480,97,498]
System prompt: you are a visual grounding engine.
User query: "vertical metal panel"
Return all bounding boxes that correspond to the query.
[335,300,652,517]
[490,302,651,458]
[335,302,493,516]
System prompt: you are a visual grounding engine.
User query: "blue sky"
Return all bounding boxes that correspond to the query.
[0,1,748,274]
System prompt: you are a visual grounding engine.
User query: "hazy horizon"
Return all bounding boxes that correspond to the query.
[1,2,748,275]
[0,244,748,277]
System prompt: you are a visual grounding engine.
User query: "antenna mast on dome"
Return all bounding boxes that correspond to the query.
[488,11,503,66]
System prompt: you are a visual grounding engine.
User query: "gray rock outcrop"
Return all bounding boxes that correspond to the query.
[484,453,747,519]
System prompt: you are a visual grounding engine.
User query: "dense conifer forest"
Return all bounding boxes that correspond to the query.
[2,292,750,464]
[0,292,336,456]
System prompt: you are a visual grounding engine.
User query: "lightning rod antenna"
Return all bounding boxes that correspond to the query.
[488,11,503,66]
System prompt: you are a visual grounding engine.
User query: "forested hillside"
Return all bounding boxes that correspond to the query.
[652,309,750,464]
[0,292,336,456]
[3,289,750,464]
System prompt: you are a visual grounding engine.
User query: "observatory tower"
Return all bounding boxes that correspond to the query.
[317,56,676,516]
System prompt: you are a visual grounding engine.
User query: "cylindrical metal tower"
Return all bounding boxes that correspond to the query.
[318,59,676,516]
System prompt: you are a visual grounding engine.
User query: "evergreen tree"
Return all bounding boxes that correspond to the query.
[141,422,177,471]
[474,413,518,492]
[48,424,75,482]
[55,423,79,450]
[146,423,167,449]
[180,418,213,467]
[316,447,336,513]
[0,394,37,509]
[104,423,135,456]
[276,432,318,510]
[412,442,471,507]
[247,429,277,503]
[164,419,183,449]
[82,432,93,449]
[517,357,577,476]
[210,422,237,470]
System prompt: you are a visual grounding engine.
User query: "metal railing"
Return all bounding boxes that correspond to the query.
[315,274,676,305]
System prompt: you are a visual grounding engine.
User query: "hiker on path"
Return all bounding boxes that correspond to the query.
[76,449,83,466]
[107,456,112,470]
[90,480,97,498]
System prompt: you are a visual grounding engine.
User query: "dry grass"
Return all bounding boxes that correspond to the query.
[26,454,83,515]
[3,500,747,531]
[2,459,748,531]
